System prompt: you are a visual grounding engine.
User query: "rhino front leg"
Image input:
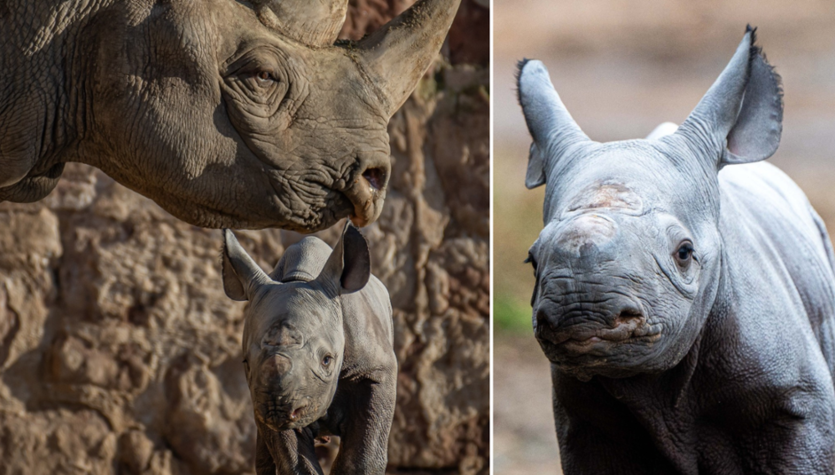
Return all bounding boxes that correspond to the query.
[330,374,397,475]
[259,423,324,475]
[255,428,277,475]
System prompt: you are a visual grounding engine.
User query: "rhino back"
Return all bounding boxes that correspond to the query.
[717,161,835,381]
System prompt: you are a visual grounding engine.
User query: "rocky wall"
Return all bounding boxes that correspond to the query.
[0,1,489,474]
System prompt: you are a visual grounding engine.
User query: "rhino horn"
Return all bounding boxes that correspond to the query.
[673,26,783,167]
[251,0,349,47]
[356,0,462,118]
[517,59,591,189]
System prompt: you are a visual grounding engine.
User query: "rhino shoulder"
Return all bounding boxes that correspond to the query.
[340,275,396,376]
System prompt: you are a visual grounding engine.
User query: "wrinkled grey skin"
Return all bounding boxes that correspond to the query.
[0,0,461,231]
[222,223,396,474]
[518,27,835,474]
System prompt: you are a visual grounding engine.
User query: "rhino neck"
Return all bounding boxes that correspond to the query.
[0,0,112,198]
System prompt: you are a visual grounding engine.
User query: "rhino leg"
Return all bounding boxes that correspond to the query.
[259,423,323,475]
[329,374,396,475]
[255,428,277,475]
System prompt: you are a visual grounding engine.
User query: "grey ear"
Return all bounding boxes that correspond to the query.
[221,229,271,301]
[673,26,783,167]
[517,59,590,189]
[526,143,546,189]
[316,223,371,294]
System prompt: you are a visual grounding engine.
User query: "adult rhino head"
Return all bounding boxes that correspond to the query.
[0,0,461,231]
[222,224,370,431]
[518,27,782,380]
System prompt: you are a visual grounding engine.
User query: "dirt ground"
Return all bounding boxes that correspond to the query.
[493,1,835,473]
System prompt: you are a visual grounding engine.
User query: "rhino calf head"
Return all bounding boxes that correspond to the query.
[518,27,782,380]
[221,224,370,430]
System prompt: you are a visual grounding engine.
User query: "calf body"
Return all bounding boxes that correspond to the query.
[518,28,835,473]
[222,224,396,474]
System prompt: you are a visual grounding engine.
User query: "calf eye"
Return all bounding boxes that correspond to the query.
[322,355,333,367]
[674,242,694,268]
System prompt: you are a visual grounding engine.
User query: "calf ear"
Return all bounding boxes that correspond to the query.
[517,59,591,189]
[316,223,371,294]
[673,26,783,167]
[222,229,270,301]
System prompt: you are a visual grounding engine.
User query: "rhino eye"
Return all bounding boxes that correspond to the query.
[255,70,276,84]
[322,355,333,367]
[674,242,694,268]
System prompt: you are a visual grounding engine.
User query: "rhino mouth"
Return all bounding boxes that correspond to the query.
[342,166,388,227]
[263,162,387,231]
[535,308,662,360]
[259,397,322,431]
[554,323,662,355]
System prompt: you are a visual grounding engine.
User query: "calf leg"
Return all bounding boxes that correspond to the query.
[329,374,397,475]
[255,429,277,475]
[258,423,324,475]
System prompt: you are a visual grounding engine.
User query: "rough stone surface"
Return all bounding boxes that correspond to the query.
[0,1,488,474]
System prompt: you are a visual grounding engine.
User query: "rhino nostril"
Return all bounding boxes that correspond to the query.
[289,403,307,421]
[534,309,551,330]
[362,167,386,191]
[616,307,643,323]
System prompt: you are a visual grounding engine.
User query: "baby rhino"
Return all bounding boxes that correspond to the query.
[221,224,396,475]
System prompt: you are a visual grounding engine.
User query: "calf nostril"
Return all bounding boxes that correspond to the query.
[362,167,386,191]
[534,309,551,329]
[289,403,307,421]
[616,307,643,323]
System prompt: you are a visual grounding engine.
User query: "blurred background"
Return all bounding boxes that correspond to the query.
[0,1,488,474]
[493,0,835,473]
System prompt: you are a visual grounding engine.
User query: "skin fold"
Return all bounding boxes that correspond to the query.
[0,0,461,231]
[222,223,396,474]
[518,27,835,474]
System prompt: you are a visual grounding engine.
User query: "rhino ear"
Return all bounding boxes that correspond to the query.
[525,143,546,189]
[674,26,783,168]
[316,222,371,295]
[517,59,590,189]
[222,229,271,301]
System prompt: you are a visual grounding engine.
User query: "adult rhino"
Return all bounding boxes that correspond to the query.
[518,27,835,473]
[0,0,460,231]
